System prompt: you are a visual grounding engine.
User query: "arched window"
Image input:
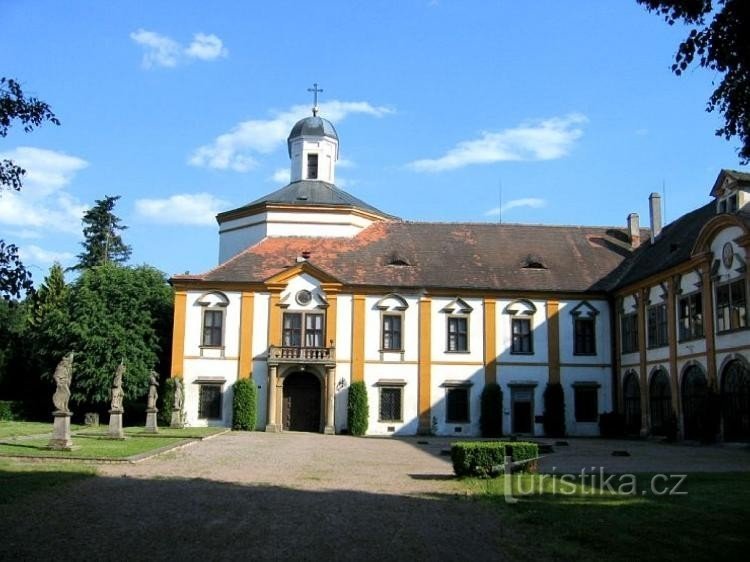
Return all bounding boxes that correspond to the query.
[721,360,750,441]
[623,371,641,435]
[649,369,672,436]
[681,365,708,440]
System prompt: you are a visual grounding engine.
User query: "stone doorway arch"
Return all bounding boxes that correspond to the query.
[681,365,708,441]
[721,359,750,442]
[282,371,322,432]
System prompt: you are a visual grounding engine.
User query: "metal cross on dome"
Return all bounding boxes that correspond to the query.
[308,83,323,116]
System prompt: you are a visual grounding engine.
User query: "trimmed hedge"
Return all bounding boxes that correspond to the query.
[0,400,25,421]
[451,441,539,477]
[347,381,369,436]
[158,378,176,426]
[232,378,258,431]
[480,382,503,437]
[543,382,566,437]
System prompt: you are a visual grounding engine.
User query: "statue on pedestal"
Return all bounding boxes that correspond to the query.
[173,378,184,412]
[110,361,125,412]
[52,352,74,414]
[147,370,159,410]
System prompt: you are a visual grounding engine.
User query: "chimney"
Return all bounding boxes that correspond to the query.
[649,192,662,243]
[627,213,640,248]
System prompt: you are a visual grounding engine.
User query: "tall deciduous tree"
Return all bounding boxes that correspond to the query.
[65,264,172,405]
[75,195,132,269]
[0,77,60,298]
[639,0,750,162]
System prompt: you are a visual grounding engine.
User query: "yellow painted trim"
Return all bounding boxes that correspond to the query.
[483,298,497,384]
[546,300,560,384]
[351,295,365,382]
[268,290,282,347]
[326,293,338,347]
[238,292,255,379]
[667,278,680,415]
[418,297,432,433]
[637,288,649,432]
[701,265,718,387]
[170,291,187,378]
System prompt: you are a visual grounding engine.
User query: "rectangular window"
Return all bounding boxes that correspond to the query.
[198,384,222,419]
[282,313,302,347]
[678,292,703,340]
[621,313,639,354]
[574,387,598,422]
[379,387,402,422]
[716,279,748,332]
[445,387,470,423]
[511,318,533,354]
[728,194,739,212]
[382,314,402,351]
[647,303,668,348]
[574,317,596,355]
[447,317,468,352]
[307,153,318,179]
[305,313,324,347]
[202,310,224,347]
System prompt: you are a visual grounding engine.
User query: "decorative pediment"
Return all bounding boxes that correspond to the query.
[569,300,599,318]
[440,297,473,314]
[375,293,409,311]
[195,291,230,307]
[504,299,536,316]
[264,261,342,286]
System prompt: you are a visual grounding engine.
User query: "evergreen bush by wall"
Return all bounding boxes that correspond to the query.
[232,378,257,431]
[480,382,503,437]
[158,378,176,426]
[347,381,368,436]
[543,382,566,437]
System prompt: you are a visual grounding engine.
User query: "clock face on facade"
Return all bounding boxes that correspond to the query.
[296,289,312,306]
[722,242,734,269]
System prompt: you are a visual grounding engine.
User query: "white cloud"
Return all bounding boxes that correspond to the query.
[270,168,290,184]
[485,197,547,217]
[0,147,88,234]
[134,193,227,226]
[189,101,393,171]
[18,244,74,266]
[185,33,228,61]
[408,113,588,173]
[130,29,228,69]
[337,158,355,168]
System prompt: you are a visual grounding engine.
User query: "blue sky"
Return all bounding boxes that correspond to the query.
[1,0,747,281]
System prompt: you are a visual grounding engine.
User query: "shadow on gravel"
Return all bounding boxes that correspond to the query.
[0,471,513,561]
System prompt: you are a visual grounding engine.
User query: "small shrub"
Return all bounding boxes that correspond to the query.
[543,382,566,437]
[232,378,258,431]
[480,382,503,437]
[599,411,625,437]
[451,441,539,477]
[158,378,176,426]
[0,400,25,421]
[347,381,369,436]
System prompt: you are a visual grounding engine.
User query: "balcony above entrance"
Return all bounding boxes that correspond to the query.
[267,345,336,366]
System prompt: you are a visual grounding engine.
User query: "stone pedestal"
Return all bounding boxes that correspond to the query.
[265,423,280,433]
[47,412,75,450]
[145,408,159,434]
[107,409,125,439]
[170,410,184,429]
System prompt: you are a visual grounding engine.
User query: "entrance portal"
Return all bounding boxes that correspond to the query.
[511,387,534,434]
[282,372,322,432]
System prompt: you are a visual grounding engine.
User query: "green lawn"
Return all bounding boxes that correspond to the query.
[462,472,750,561]
[72,425,227,438]
[0,421,81,439]
[0,459,95,505]
[0,434,189,459]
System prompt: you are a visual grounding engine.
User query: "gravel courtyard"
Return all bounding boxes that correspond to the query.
[1,433,748,561]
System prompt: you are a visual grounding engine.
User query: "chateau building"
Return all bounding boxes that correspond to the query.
[170,108,750,440]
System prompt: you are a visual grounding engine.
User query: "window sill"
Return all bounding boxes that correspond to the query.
[716,326,750,335]
[445,350,471,354]
[446,419,470,424]
[510,351,534,355]
[573,352,596,357]
[199,345,225,350]
[379,349,404,353]
[678,335,704,343]
[646,344,668,350]
[378,419,403,424]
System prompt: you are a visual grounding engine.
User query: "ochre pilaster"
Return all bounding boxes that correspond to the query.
[170,291,187,378]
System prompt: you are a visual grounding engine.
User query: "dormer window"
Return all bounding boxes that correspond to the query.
[522,254,547,270]
[307,153,318,179]
[728,193,739,212]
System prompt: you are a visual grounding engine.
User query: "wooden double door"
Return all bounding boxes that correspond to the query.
[282,372,322,432]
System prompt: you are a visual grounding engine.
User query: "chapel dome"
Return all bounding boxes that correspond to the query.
[287,116,339,156]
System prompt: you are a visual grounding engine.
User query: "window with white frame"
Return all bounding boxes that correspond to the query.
[202,309,224,347]
[447,316,468,352]
[382,314,403,351]
[678,292,703,340]
[716,279,747,332]
[647,302,668,348]
[445,386,470,422]
[379,387,402,421]
[511,318,533,354]
[282,312,325,347]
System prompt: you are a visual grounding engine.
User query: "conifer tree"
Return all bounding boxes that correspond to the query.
[74,195,132,269]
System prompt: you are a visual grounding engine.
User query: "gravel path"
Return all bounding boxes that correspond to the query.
[0,433,520,561]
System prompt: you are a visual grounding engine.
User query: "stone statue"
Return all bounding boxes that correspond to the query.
[52,352,74,414]
[173,378,184,412]
[147,371,159,410]
[110,361,125,411]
